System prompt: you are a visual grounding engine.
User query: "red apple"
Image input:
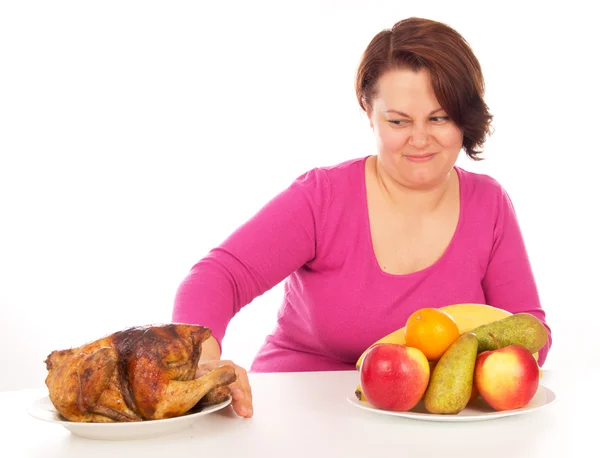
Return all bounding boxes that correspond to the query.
[359,343,430,412]
[474,342,540,411]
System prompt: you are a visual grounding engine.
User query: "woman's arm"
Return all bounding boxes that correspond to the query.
[482,187,552,366]
[172,167,330,348]
[200,336,221,360]
[173,168,331,418]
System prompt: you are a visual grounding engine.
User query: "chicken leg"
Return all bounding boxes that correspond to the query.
[151,365,237,419]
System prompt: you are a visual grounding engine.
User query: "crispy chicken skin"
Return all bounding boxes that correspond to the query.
[44,324,236,422]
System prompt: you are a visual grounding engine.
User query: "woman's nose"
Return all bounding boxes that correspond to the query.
[409,125,430,148]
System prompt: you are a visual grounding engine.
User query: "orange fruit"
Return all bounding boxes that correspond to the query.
[404,308,460,361]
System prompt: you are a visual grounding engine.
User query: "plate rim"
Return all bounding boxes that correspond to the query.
[347,384,557,422]
[28,394,233,428]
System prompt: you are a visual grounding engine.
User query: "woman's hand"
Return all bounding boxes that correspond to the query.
[196,360,253,418]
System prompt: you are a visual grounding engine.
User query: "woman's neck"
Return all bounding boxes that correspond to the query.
[372,156,457,215]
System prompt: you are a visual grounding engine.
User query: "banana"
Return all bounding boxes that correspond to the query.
[355,303,513,370]
[434,303,514,334]
[354,385,366,401]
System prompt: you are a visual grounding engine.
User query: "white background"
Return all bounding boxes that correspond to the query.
[1,0,598,391]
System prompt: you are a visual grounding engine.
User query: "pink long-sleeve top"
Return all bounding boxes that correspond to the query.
[172,156,552,371]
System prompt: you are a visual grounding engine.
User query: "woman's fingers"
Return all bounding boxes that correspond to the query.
[197,360,253,418]
[230,385,252,418]
[221,360,253,418]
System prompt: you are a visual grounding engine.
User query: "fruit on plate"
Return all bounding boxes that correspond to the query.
[474,335,540,411]
[359,343,430,412]
[354,359,437,402]
[354,384,366,402]
[468,378,480,404]
[355,303,513,369]
[439,303,512,334]
[470,313,549,354]
[423,332,479,414]
[404,308,460,361]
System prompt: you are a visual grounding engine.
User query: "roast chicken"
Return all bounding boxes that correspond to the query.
[44,323,236,422]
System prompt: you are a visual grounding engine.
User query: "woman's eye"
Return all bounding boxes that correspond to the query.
[430,116,450,123]
[388,120,409,126]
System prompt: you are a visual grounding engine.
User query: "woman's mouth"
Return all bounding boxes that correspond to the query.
[403,153,438,163]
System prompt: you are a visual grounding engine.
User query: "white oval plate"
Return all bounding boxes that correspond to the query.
[28,396,232,440]
[347,384,556,422]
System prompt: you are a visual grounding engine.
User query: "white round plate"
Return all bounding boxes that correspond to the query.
[28,396,232,440]
[347,384,556,422]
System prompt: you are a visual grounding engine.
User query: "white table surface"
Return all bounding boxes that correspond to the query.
[1,368,596,458]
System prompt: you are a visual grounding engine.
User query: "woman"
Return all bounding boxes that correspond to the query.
[172,17,552,418]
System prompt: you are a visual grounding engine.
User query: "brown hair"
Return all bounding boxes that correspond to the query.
[355,17,493,160]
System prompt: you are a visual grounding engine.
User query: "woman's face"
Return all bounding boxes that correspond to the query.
[367,68,464,190]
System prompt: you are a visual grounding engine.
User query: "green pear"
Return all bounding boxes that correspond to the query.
[470,313,548,353]
[423,332,478,414]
